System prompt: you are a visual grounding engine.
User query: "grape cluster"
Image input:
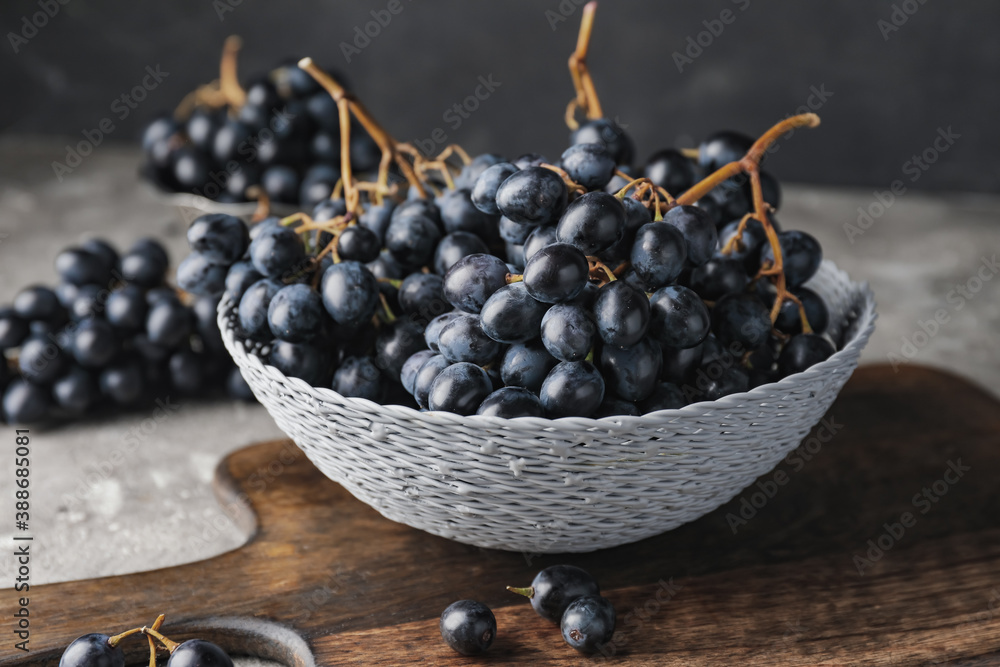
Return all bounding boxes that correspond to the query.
[59,615,232,667]
[140,39,379,209]
[0,237,254,425]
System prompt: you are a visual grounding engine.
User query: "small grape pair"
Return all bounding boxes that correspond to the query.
[439,565,615,656]
[59,615,232,667]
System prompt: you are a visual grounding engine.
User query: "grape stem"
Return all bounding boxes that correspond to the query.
[142,627,180,653]
[145,615,165,667]
[566,1,603,128]
[587,257,618,284]
[540,163,586,195]
[505,273,524,284]
[677,113,821,324]
[506,585,535,599]
[246,186,270,222]
[219,36,247,110]
[107,628,144,647]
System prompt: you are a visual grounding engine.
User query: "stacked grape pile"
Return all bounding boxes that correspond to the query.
[140,37,379,209]
[0,238,253,424]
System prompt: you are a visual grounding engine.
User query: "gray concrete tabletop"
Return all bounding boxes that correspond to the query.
[0,136,998,661]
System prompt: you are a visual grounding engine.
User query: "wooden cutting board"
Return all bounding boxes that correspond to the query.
[5,365,1000,666]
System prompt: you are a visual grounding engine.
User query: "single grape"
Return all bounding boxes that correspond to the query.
[629,221,687,288]
[433,231,490,276]
[3,379,51,424]
[398,273,445,319]
[99,360,145,405]
[600,337,662,402]
[411,354,451,408]
[495,166,568,225]
[333,356,382,401]
[58,633,124,667]
[442,253,510,313]
[471,162,520,215]
[644,148,697,193]
[177,253,228,297]
[556,191,626,255]
[560,143,616,190]
[146,298,193,348]
[169,348,206,394]
[522,243,589,304]
[499,216,535,245]
[120,241,169,288]
[647,285,711,349]
[187,213,249,264]
[514,564,600,623]
[712,292,771,349]
[424,312,459,352]
[14,285,64,324]
[698,130,754,171]
[480,283,549,344]
[540,360,604,418]
[0,308,29,349]
[778,333,835,375]
[455,153,506,188]
[477,386,544,418]
[561,595,616,654]
[501,341,557,393]
[385,209,442,268]
[593,280,649,348]
[440,600,497,656]
[571,118,634,165]
[639,382,687,412]
[428,362,492,415]
[238,278,283,340]
[267,284,326,342]
[700,365,751,401]
[438,188,498,241]
[321,261,379,327]
[165,639,233,667]
[663,205,718,267]
[105,285,148,331]
[71,318,118,368]
[436,313,500,365]
[336,225,381,264]
[269,339,331,386]
[660,340,704,385]
[689,256,750,301]
[374,320,427,381]
[717,217,769,274]
[221,261,262,303]
[540,303,596,362]
[359,201,396,242]
[249,224,306,279]
[760,230,823,288]
[18,335,68,384]
[55,247,111,286]
[401,349,436,395]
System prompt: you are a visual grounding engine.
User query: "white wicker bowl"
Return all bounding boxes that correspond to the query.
[219,260,876,553]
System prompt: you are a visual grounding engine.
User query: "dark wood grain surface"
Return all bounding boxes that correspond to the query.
[4,364,999,666]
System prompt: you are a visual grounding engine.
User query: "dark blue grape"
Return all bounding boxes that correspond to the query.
[168,348,205,394]
[540,360,604,418]
[58,633,125,667]
[269,339,331,386]
[571,118,634,165]
[698,130,754,171]
[661,340,704,385]
[103,285,147,332]
[333,356,382,400]
[187,213,249,264]
[480,283,549,344]
[442,253,510,313]
[68,285,104,321]
[523,243,589,304]
[505,242,526,270]
[598,196,652,265]
[299,165,339,208]
[321,261,379,327]
[225,261,264,301]
[99,360,144,405]
[501,342,557,393]
[261,165,300,204]
[401,349,436,395]
[631,222,687,287]
[18,335,68,384]
[438,188,498,240]
[593,280,649,348]
[428,362,492,415]
[455,153,505,189]
[561,595,616,654]
[375,320,427,381]
[778,334,835,376]
[14,285,64,324]
[717,217,769,274]
[120,240,168,288]
[398,273,445,319]
[644,148,697,194]
[238,278,282,340]
[523,225,559,263]
[249,224,307,279]
[358,202,395,242]
[513,153,548,169]
[689,256,750,301]
[177,252,228,297]
[760,230,823,288]
[336,225,381,264]
[433,231,490,276]
[227,366,255,401]
[146,299,193,348]
[476,387,544,418]
[52,366,98,414]
[3,379,50,424]
[601,337,661,402]
[80,238,119,274]
[193,295,224,353]
[540,303,595,362]
[172,146,209,189]
[639,382,687,412]
[440,600,497,656]
[71,318,118,368]
[412,354,450,408]
[425,312,460,352]
[437,313,500,365]
[165,639,233,667]
[471,162,520,215]
[0,308,29,350]
[499,216,535,244]
[594,397,640,417]
[385,209,442,268]
[664,205,718,267]
[712,292,771,349]
[648,285,710,349]
[518,564,600,623]
[700,365,750,401]
[560,143,615,190]
[495,167,568,225]
[267,284,325,342]
[556,191,625,255]
[55,247,110,286]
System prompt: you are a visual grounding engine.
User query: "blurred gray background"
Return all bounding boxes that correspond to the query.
[2,0,996,192]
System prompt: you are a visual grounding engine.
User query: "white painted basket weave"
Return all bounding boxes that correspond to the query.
[219,260,876,553]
